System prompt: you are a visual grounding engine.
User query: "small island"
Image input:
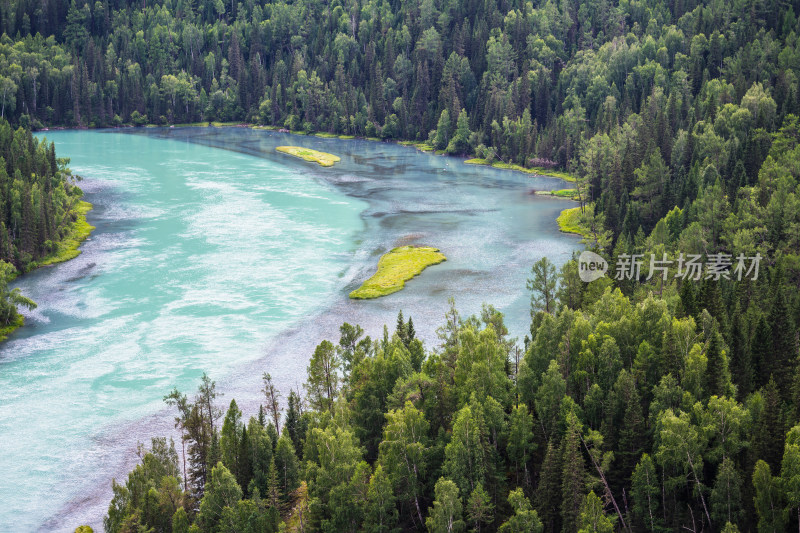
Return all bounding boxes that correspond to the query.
[350,245,446,299]
[276,146,341,167]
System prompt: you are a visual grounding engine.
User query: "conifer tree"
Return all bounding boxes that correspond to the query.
[536,440,563,532]
[561,411,586,533]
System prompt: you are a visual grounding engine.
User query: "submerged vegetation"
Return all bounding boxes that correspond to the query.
[275,146,341,167]
[350,245,447,299]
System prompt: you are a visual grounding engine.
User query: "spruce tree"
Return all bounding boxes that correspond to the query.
[561,412,586,533]
[535,440,563,532]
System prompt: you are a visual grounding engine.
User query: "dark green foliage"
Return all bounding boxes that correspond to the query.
[86,0,800,527]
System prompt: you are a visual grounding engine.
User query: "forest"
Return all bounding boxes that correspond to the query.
[0,117,85,334]
[0,0,797,530]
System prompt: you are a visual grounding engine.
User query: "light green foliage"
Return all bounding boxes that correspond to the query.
[378,401,429,525]
[577,491,615,533]
[364,465,399,533]
[499,488,542,533]
[506,404,535,486]
[781,426,800,531]
[425,478,465,533]
[527,256,557,315]
[535,360,565,440]
[197,463,242,532]
[753,460,787,532]
[350,246,447,299]
[304,340,340,412]
[710,458,743,527]
[275,146,341,166]
[443,404,487,497]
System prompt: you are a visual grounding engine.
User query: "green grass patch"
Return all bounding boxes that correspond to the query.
[170,121,211,127]
[276,146,341,167]
[537,188,578,199]
[398,140,434,152]
[0,314,24,342]
[35,200,94,268]
[210,121,244,127]
[338,135,355,139]
[313,132,339,138]
[557,206,592,237]
[350,245,447,299]
[463,158,575,181]
[530,167,575,181]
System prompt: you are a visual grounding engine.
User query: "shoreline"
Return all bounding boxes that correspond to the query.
[1,200,94,341]
[99,122,583,236]
[38,122,576,181]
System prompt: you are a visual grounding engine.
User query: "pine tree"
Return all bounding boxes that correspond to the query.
[767,274,798,395]
[536,440,563,532]
[730,308,753,399]
[262,373,281,433]
[527,257,557,315]
[754,378,785,470]
[561,411,586,533]
[751,314,772,390]
[220,399,242,476]
[617,372,646,481]
[704,330,730,398]
[304,340,340,412]
[396,310,406,344]
[285,389,304,452]
[465,483,494,532]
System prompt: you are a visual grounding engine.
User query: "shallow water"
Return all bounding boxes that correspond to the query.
[0,128,579,531]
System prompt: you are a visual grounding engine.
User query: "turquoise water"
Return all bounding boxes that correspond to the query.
[0,128,578,530]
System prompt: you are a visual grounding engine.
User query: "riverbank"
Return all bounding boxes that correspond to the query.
[557,205,593,238]
[35,200,95,268]
[46,121,576,181]
[1,200,94,341]
[464,157,576,181]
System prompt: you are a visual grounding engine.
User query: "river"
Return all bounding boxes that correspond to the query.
[0,127,579,531]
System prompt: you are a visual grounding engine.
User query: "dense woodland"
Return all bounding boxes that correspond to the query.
[0,118,84,328]
[1,0,796,530]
